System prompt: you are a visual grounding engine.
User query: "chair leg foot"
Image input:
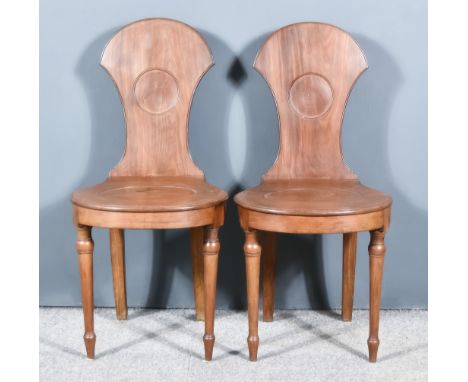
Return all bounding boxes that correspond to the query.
[84,333,96,359]
[247,335,259,361]
[203,334,215,361]
[367,337,379,363]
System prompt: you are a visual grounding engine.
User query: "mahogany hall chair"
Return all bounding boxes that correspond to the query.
[72,19,227,360]
[234,22,392,362]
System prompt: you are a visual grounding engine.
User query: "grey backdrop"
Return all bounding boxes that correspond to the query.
[40,0,427,309]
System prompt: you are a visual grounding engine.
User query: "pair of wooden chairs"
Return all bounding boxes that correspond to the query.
[72,18,391,363]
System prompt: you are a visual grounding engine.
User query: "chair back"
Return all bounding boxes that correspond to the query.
[101,18,213,177]
[254,23,368,180]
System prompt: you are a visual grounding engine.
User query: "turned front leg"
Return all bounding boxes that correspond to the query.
[368,229,386,362]
[244,229,261,361]
[203,227,220,361]
[76,225,96,359]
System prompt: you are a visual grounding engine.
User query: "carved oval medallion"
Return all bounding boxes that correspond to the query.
[288,73,333,118]
[134,69,179,114]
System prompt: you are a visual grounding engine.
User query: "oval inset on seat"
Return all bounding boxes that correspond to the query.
[102,185,197,197]
[289,73,333,118]
[134,69,179,114]
[264,187,346,202]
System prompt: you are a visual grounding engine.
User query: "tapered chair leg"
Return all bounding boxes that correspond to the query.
[203,227,220,360]
[262,231,277,322]
[244,229,261,361]
[76,225,96,359]
[368,229,386,362]
[342,232,357,321]
[109,229,127,320]
[190,227,205,321]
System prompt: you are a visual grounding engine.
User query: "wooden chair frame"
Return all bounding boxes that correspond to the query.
[234,22,392,362]
[72,19,227,361]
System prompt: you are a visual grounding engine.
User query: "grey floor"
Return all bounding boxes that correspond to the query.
[40,308,427,381]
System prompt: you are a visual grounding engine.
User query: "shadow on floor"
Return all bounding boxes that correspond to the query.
[40,308,427,364]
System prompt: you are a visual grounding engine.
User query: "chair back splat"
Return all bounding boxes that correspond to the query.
[254,22,368,181]
[101,18,214,177]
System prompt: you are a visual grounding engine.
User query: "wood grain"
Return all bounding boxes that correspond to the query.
[72,176,227,213]
[238,206,390,234]
[73,204,225,230]
[235,179,391,216]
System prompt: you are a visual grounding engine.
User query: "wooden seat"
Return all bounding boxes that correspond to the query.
[235,22,392,362]
[71,19,226,361]
[73,177,226,213]
[235,180,391,216]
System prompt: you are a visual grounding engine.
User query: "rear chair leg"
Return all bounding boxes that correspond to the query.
[109,229,127,320]
[190,227,205,321]
[262,231,277,322]
[342,232,357,321]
